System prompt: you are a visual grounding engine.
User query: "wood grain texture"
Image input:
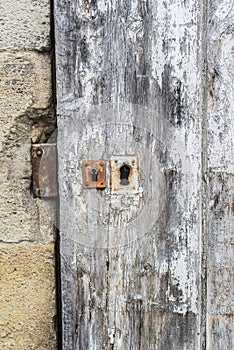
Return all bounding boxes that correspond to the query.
[207,1,234,349]
[54,0,208,349]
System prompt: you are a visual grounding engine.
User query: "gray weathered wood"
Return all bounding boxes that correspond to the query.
[207,1,234,349]
[54,0,232,349]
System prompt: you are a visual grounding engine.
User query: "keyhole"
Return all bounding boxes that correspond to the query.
[90,168,98,182]
[120,164,131,186]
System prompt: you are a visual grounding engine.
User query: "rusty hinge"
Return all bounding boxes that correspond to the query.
[31,144,57,198]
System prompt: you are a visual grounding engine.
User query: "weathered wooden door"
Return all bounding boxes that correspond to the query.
[54,1,234,349]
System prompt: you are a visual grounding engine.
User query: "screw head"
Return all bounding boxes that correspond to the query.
[85,182,89,186]
[35,188,41,196]
[36,188,46,196]
[36,149,43,156]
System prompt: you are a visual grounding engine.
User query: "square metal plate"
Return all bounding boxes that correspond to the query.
[110,155,139,194]
[82,160,106,189]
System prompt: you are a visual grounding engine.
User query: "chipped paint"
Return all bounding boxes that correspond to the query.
[54,0,234,348]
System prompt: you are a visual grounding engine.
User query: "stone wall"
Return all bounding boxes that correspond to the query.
[0,1,57,349]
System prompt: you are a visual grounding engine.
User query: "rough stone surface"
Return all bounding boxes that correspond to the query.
[0,51,56,244]
[0,0,57,348]
[0,51,52,118]
[0,244,56,349]
[0,0,50,50]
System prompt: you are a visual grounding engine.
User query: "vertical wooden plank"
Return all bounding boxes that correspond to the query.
[207,1,234,349]
[54,1,205,349]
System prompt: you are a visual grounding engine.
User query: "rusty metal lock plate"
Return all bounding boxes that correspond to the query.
[82,160,106,189]
[110,155,139,194]
[31,144,57,198]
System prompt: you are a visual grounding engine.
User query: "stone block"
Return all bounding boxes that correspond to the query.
[0,51,55,244]
[0,244,56,349]
[0,0,50,50]
[0,51,51,119]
